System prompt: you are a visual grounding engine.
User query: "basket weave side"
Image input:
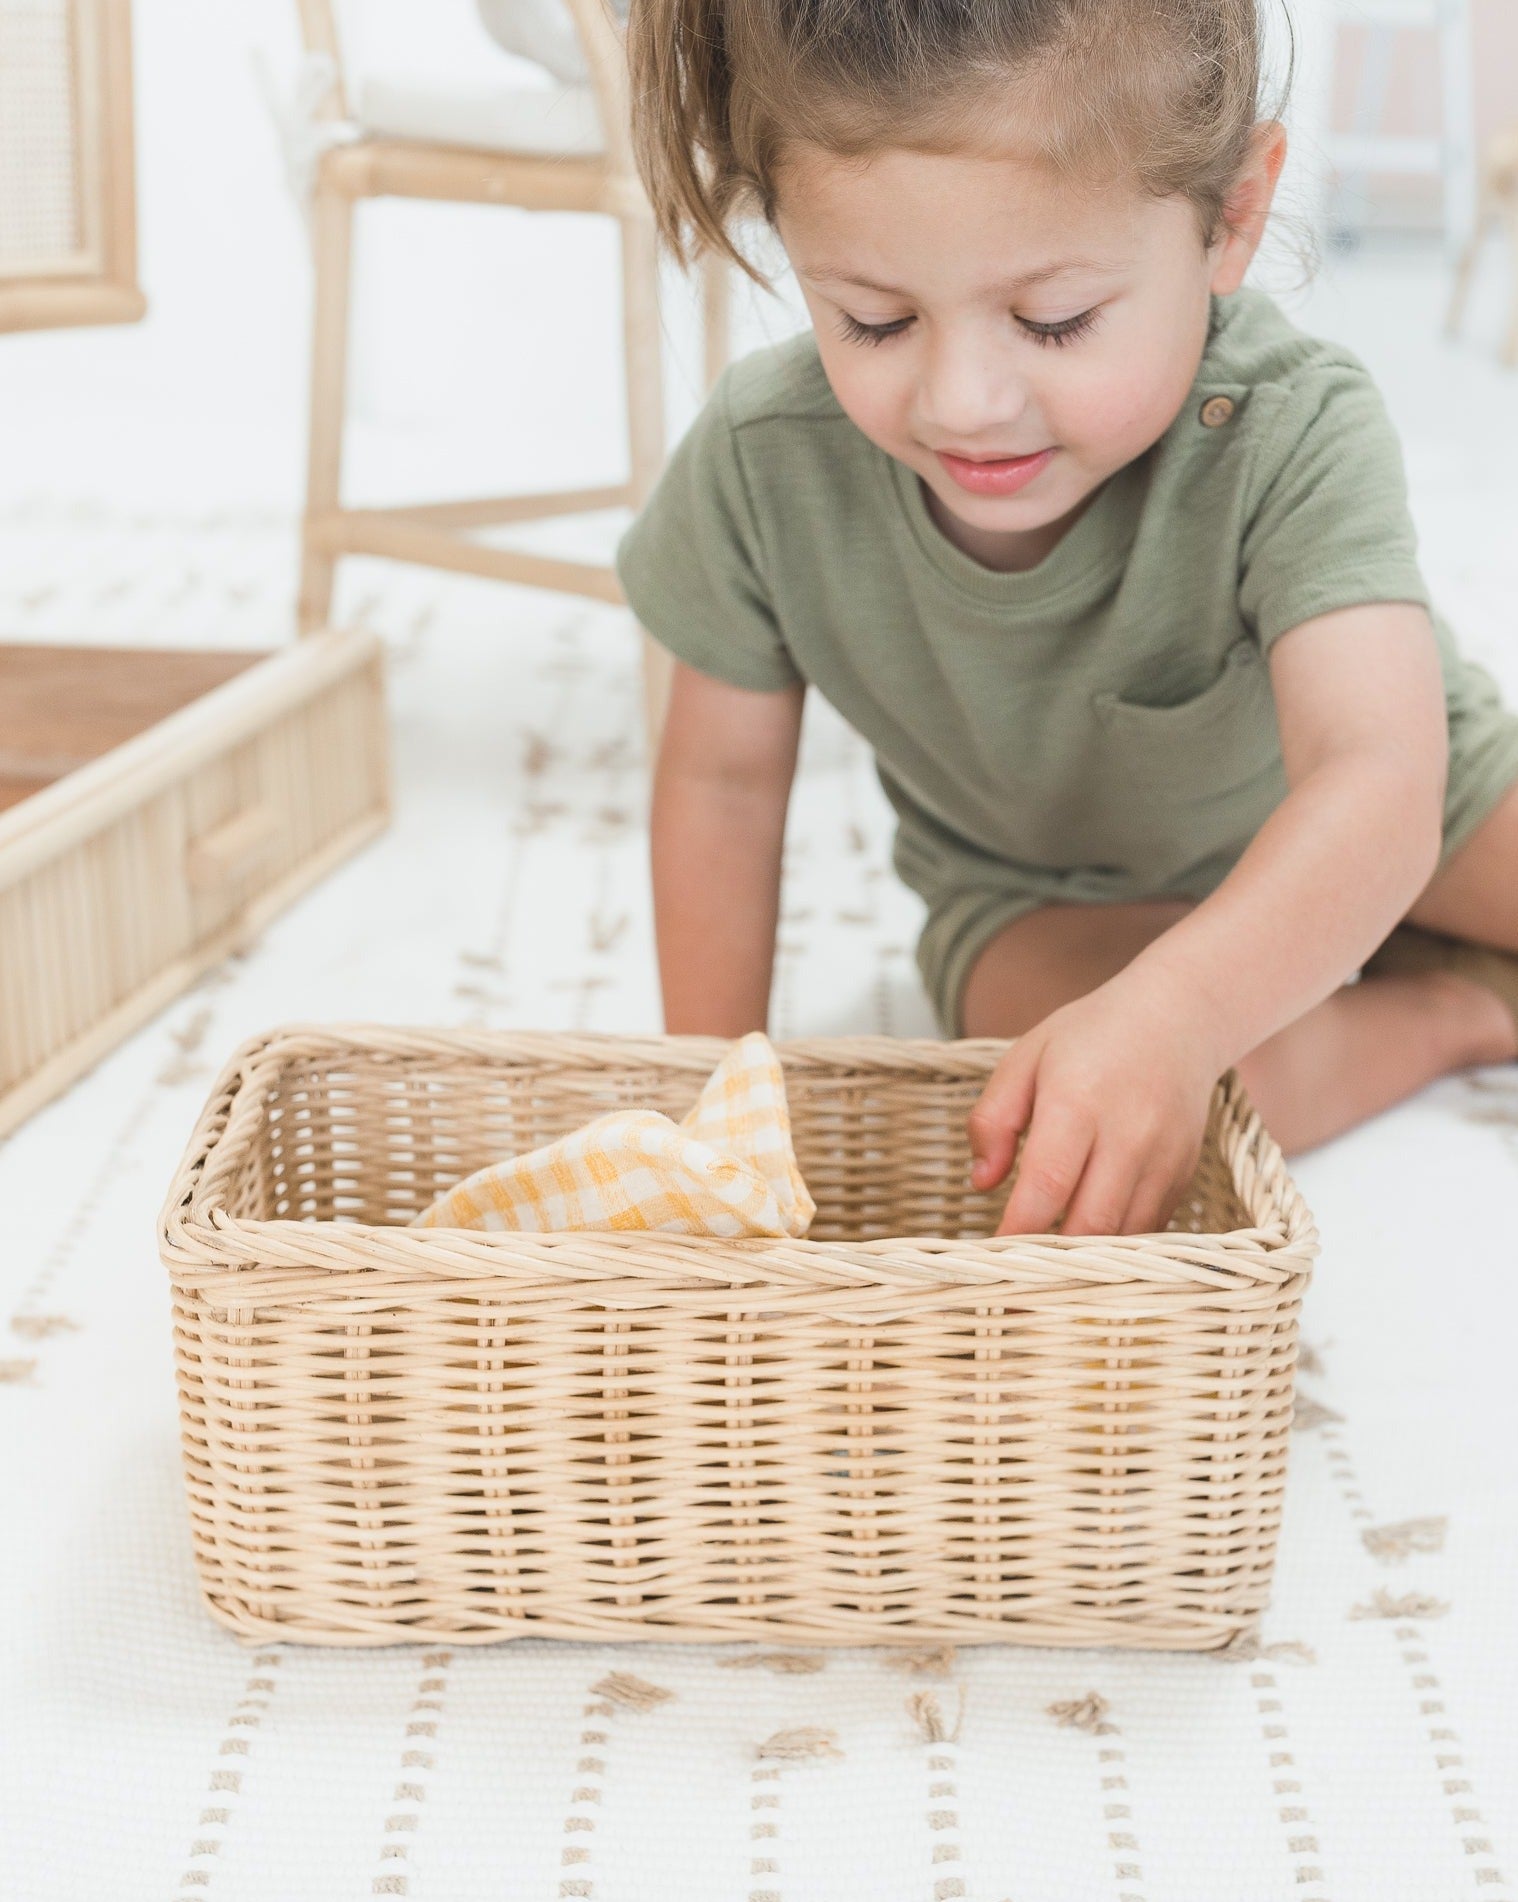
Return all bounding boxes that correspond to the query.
[0,636,387,1137]
[160,1027,1317,1650]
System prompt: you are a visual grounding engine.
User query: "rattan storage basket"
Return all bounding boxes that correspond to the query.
[159,1025,1318,1651]
[0,630,388,1137]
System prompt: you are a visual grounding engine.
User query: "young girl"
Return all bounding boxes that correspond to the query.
[614,0,1518,1237]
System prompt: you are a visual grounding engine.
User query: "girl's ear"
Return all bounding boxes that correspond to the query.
[1209,120,1288,295]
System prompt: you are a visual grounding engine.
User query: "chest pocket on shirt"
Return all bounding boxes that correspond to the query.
[1088,637,1289,877]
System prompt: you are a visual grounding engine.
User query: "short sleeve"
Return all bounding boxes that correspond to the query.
[1238,358,1431,653]
[614,370,803,692]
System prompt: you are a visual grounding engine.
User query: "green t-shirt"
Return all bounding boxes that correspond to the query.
[615,286,1506,911]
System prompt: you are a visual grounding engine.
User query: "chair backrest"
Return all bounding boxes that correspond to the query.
[297,0,636,173]
[559,0,633,171]
[294,0,348,117]
[477,0,616,85]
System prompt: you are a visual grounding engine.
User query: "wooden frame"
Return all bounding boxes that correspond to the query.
[294,0,733,746]
[0,629,391,1138]
[0,0,146,333]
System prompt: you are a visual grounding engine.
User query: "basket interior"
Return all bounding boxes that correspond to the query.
[216,1041,1255,1241]
[0,643,265,813]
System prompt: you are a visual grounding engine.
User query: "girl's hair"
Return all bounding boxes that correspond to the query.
[625,0,1293,289]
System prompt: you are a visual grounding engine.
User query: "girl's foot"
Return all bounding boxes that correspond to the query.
[1362,924,1518,1061]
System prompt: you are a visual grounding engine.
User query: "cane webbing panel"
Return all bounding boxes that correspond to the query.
[0,0,84,275]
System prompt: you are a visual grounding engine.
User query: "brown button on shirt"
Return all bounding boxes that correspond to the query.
[1200,394,1237,427]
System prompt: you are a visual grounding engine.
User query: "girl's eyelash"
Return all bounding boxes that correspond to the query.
[833,307,1102,348]
[1020,307,1101,348]
[836,312,911,347]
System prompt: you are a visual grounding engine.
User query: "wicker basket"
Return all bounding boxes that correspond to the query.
[0,631,389,1137]
[158,1025,1318,1651]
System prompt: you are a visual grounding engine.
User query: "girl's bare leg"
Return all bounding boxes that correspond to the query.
[1236,973,1514,1152]
[1406,777,1518,946]
[960,897,1516,1156]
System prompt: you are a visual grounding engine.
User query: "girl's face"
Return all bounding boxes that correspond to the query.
[774,141,1268,571]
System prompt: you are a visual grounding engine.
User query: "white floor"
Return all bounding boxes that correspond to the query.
[4,7,1518,1888]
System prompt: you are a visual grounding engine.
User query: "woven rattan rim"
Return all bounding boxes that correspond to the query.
[157,1024,1318,1296]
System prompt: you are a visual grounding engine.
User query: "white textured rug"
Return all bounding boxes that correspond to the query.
[2,516,1515,1902]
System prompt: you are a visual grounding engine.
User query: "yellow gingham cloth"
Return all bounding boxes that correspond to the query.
[409,1032,816,1237]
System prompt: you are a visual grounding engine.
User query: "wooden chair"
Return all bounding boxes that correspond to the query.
[293,0,732,739]
[1447,123,1518,369]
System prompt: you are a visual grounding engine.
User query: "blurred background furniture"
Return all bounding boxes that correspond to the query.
[1316,0,1518,365]
[0,0,391,1137]
[1447,122,1518,365]
[293,0,732,743]
[0,0,145,332]
[1321,0,1476,253]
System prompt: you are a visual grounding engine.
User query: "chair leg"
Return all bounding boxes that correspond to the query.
[619,209,669,760]
[701,247,731,392]
[1445,189,1489,340]
[1500,226,1518,366]
[1500,196,1518,369]
[620,209,665,508]
[640,629,674,761]
[299,183,355,636]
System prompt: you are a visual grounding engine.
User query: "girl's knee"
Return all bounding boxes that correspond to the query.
[960,897,1196,1038]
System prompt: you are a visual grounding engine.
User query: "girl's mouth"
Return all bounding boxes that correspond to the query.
[934,447,1054,496]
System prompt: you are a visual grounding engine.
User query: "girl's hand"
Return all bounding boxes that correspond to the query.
[967,970,1225,1236]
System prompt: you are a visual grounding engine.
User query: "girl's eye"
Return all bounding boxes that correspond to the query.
[835,307,1103,349]
[836,311,913,347]
[1018,307,1101,348]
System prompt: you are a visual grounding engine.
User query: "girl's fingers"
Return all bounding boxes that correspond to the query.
[1116,1167,1178,1237]
[1059,1140,1147,1237]
[994,1102,1094,1235]
[1119,1145,1200,1236]
[966,1043,1039,1191]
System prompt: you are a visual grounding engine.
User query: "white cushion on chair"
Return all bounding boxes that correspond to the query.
[474,0,629,88]
[358,77,605,156]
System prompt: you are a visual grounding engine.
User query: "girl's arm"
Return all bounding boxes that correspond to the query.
[972,600,1449,1234]
[651,658,806,1035]
[1124,600,1448,1064]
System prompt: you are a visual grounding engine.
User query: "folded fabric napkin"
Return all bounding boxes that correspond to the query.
[409,1031,816,1237]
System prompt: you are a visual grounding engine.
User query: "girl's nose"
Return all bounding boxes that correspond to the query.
[917,336,1029,446]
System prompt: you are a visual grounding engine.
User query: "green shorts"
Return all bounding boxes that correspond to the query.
[914,695,1518,1039]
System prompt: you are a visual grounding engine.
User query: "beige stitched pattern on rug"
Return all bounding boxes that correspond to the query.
[5,545,1516,1899]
